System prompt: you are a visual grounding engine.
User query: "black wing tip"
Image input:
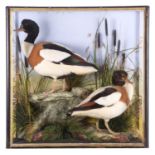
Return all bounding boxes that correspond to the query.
[90,63,98,70]
[79,61,98,70]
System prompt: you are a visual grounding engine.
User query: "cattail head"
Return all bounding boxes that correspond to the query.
[112,30,117,47]
[24,56,29,68]
[117,40,121,56]
[97,32,101,48]
[122,53,126,65]
[105,18,108,36]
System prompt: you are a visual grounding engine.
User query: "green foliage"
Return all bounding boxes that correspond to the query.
[42,118,105,143]
[13,64,32,139]
[13,64,50,141]
[42,119,85,142]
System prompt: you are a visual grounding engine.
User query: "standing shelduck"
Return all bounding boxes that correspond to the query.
[67,70,134,135]
[15,19,98,92]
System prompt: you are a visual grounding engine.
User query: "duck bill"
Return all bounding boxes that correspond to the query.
[125,78,133,84]
[14,27,25,32]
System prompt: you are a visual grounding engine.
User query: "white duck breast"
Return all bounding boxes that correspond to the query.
[40,49,71,62]
[124,83,134,102]
[21,42,34,57]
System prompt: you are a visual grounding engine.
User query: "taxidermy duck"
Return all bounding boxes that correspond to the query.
[67,70,134,135]
[14,19,98,92]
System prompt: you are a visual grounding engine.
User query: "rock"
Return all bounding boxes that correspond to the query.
[27,87,92,139]
[72,87,92,98]
[30,92,74,104]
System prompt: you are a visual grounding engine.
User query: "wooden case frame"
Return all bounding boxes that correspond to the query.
[6,6,149,148]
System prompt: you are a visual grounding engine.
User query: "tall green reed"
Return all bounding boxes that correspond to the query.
[91,18,140,88]
[14,60,51,141]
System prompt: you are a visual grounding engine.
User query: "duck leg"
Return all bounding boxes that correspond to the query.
[96,120,109,133]
[44,79,58,95]
[42,79,58,96]
[50,79,58,93]
[62,77,71,91]
[96,120,100,131]
[96,120,105,132]
[104,120,118,135]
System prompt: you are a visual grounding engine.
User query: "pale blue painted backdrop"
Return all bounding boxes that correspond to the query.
[13,9,145,70]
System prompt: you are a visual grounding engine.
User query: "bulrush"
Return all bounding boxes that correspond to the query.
[97,32,101,48]
[121,53,126,69]
[24,56,29,68]
[117,40,121,56]
[112,29,117,47]
[105,18,108,36]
